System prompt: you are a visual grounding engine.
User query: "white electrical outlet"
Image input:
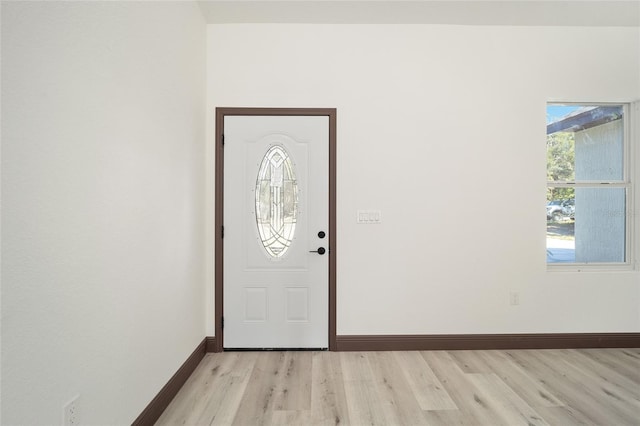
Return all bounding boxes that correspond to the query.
[63,395,80,426]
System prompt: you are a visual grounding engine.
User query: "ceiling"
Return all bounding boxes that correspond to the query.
[197,1,640,26]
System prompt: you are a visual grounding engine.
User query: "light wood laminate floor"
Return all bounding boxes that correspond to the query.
[156,348,640,425]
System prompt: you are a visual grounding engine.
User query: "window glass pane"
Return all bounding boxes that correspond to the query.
[255,145,298,258]
[546,191,575,263]
[547,187,625,263]
[547,105,624,181]
[546,131,575,182]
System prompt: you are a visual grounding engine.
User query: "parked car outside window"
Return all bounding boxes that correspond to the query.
[561,199,575,220]
[546,199,574,221]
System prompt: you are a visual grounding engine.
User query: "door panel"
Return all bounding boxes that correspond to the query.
[223,115,329,349]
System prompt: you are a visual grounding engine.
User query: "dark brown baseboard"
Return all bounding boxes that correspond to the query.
[132,338,207,426]
[206,336,217,352]
[335,333,640,351]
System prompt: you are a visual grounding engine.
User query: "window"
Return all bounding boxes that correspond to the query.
[546,103,631,268]
[255,145,299,258]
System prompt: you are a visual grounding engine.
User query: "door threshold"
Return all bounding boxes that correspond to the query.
[224,347,328,352]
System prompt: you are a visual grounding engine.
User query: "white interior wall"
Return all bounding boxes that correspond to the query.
[206,24,640,336]
[1,2,206,424]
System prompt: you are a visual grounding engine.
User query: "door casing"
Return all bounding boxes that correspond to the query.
[214,107,337,352]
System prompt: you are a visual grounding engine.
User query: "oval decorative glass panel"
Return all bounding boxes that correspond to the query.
[255,145,298,258]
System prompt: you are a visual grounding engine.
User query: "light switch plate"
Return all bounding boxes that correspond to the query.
[357,210,382,224]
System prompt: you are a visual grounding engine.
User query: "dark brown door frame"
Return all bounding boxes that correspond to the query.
[214,107,337,352]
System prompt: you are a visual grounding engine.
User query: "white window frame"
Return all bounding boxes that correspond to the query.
[546,102,636,272]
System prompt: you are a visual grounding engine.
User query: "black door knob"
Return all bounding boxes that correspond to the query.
[309,247,326,255]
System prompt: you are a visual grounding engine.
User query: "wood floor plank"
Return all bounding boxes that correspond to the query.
[339,351,373,382]
[269,410,308,425]
[155,352,246,425]
[449,350,495,374]
[310,351,350,426]
[340,352,387,426]
[562,349,640,400]
[230,351,286,426]
[466,373,549,426]
[534,405,599,425]
[272,351,312,411]
[507,349,640,426]
[154,354,214,425]
[156,348,640,426]
[581,348,640,383]
[476,350,564,408]
[620,348,640,362]
[422,408,479,426]
[368,351,429,425]
[393,350,458,411]
[201,352,258,425]
[421,351,511,426]
[535,349,640,425]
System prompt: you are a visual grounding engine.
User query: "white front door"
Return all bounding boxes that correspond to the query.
[223,115,329,349]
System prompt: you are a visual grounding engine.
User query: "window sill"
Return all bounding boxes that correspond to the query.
[547,262,636,272]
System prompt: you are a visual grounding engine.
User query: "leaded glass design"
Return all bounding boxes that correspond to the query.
[255,145,298,258]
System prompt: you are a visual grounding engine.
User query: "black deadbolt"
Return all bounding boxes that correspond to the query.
[318,231,326,239]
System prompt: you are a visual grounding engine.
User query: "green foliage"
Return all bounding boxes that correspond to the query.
[547,131,575,201]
